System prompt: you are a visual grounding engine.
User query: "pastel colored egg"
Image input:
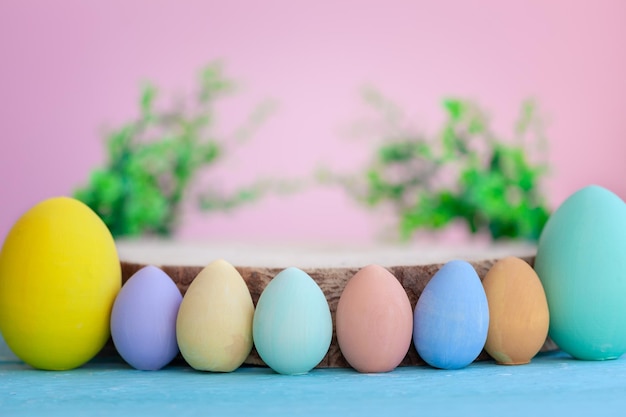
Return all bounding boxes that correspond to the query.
[253,267,332,375]
[110,265,182,370]
[413,260,489,370]
[176,259,254,372]
[0,197,121,370]
[534,185,626,360]
[336,264,413,373]
[483,257,549,365]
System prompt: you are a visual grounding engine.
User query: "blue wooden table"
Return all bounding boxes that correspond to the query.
[2,350,625,416]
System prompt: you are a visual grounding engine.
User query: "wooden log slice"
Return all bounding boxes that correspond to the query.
[113,239,557,368]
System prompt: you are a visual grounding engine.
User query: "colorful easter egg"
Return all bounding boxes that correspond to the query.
[176,259,254,372]
[110,265,182,370]
[534,185,626,360]
[483,256,549,365]
[336,264,413,373]
[253,267,332,375]
[413,260,489,370]
[0,197,121,370]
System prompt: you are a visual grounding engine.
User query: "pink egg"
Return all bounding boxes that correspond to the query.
[336,264,413,373]
[110,266,182,370]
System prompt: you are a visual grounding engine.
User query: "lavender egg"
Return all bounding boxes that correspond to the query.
[111,265,182,370]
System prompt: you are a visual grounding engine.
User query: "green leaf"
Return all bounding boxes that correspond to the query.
[107,126,134,162]
[467,117,485,135]
[515,100,536,135]
[140,83,157,120]
[199,62,234,103]
[378,142,415,163]
[198,141,220,164]
[443,99,464,121]
[441,126,457,159]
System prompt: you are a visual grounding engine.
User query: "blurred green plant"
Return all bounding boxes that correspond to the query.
[323,90,551,241]
[74,63,276,237]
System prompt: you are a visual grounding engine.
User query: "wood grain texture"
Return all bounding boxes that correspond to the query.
[114,255,557,368]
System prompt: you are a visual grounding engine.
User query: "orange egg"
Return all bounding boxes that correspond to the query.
[336,264,413,373]
[483,256,549,365]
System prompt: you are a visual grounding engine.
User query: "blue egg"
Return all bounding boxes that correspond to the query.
[253,267,332,375]
[413,260,489,369]
[535,185,626,360]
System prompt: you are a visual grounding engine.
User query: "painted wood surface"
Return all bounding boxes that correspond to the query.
[2,351,626,416]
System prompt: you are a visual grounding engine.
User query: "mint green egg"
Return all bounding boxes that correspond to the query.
[253,267,332,375]
[535,185,626,360]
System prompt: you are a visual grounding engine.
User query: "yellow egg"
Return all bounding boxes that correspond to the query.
[176,259,254,372]
[0,197,121,370]
[483,256,549,365]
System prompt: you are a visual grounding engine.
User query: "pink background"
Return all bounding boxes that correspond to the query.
[1,0,625,245]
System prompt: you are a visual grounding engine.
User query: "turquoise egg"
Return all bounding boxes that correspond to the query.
[535,185,626,360]
[253,267,332,375]
[413,260,489,370]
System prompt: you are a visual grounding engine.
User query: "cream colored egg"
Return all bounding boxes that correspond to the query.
[176,259,254,372]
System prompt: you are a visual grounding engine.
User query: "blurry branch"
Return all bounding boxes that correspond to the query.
[74,63,285,238]
[323,89,551,242]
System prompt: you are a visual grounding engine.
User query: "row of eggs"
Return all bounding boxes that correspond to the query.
[0,184,625,373]
[110,255,549,374]
[111,257,548,374]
